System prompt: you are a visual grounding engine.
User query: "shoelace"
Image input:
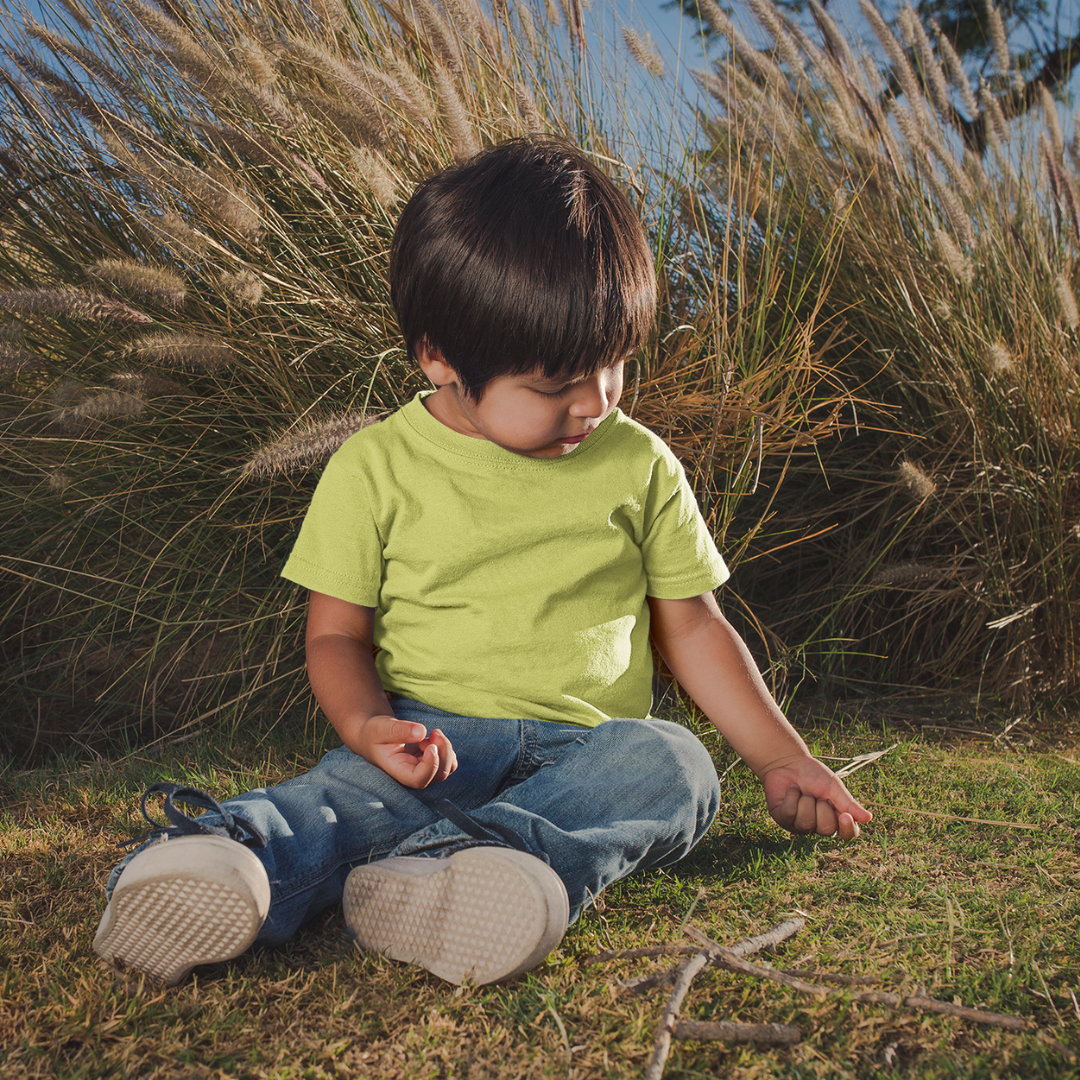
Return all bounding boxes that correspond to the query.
[120,781,268,849]
[431,798,547,862]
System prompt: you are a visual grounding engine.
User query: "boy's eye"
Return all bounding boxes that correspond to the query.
[536,385,569,398]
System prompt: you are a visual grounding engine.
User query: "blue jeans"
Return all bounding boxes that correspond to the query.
[108,701,721,947]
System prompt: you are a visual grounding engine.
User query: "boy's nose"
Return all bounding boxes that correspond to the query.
[569,373,612,418]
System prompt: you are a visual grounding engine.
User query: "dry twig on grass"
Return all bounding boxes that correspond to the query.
[588,917,807,993]
[684,925,1079,1065]
[643,951,711,1080]
[582,944,703,965]
[642,918,807,1080]
[672,1019,800,1044]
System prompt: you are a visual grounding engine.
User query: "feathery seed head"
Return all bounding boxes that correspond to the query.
[129,332,236,370]
[431,64,479,162]
[861,0,923,119]
[622,28,664,78]
[47,470,73,493]
[810,0,858,75]
[233,36,278,87]
[1056,275,1079,330]
[986,341,1013,372]
[310,0,348,34]
[141,211,214,257]
[515,86,544,133]
[0,342,52,372]
[86,258,187,308]
[870,561,948,586]
[931,20,979,118]
[979,83,1010,149]
[26,18,134,100]
[443,0,484,44]
[983,0,1010,80]
[926,169,974,249]
[902,9,952,120]
[747,0,803,76]
[237,411,385,478]
[516,2,539,54]
[414,0,465,74]
[123,0,232,98]
[346,62,430,128]
[385,59,436,126]
[109,371,191,396]
[696,0,726,37]
[0,288,152,325]
[204,173,262,239]
[297,89,389,151]
[57,389,147,423]
[1038,83,1064,162]
[285,40,394,144]
[898,458,935,500]
[219,269,265,306]
[349,148,399,208]
[935,228,973,284]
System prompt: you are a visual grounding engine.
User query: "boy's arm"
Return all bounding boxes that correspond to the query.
[305,591,457,788]
[648,593,871,839]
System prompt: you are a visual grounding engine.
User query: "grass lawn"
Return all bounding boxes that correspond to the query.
[1,705,1078,1079]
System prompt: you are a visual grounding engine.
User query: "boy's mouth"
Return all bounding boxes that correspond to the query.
[559,429,592,445]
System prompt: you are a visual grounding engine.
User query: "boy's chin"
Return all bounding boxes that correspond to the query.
[512,440,582,459]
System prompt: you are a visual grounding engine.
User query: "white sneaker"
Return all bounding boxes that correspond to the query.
[93,835,271,985]
[342,847,569,985]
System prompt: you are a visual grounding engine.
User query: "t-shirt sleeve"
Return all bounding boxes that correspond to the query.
[640,445,730,599]
[280,450,383,606]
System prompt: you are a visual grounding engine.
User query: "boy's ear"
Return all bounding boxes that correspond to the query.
[415,340,458,388]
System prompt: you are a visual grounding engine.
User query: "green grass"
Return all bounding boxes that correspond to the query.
[2,707,1079,1079]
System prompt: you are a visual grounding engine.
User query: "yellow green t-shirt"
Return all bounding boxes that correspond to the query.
[281,392,729,726]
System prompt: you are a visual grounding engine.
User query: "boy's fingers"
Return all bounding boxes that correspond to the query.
[429,730,458,781]
[397,743,440,789]
[793,792,818,833]
[830,779,873,823]
[425,730,460,781]
[372,717,426,746]
[837,812,860,840]
[814,800,839,837]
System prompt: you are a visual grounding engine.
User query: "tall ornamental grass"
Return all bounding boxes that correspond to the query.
[693,0,1080,708]
[0,0,857,761]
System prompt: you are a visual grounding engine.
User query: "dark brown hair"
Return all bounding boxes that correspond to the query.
[389,137,656,400]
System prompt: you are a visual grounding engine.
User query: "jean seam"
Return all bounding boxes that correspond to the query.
[509,718,536,783]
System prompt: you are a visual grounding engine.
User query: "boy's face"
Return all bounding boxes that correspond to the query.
[418,345,625,459]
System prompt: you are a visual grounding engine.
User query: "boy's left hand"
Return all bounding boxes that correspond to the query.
[761,757,872,840]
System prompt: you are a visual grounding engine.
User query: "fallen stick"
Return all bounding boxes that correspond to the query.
[588,918,805,969]
[685,925,1079,1059]
[781,968,880,987]
[673,1019,800,1045]
[619,918,806,994]
[643,918,806,1080]
[583,944,703,966]
[685,926,828,998]
[849,991,1033,1031]
[643,952,710,1080]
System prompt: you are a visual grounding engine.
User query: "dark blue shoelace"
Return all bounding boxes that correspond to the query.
[431,798,538,856]
[120,781,267,849]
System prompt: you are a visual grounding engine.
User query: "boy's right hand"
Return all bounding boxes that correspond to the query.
[359,715,458,789]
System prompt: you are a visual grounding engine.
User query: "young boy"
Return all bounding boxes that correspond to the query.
[93,137,870,988]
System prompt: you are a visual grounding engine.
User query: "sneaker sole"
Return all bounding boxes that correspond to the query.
[342,847,569,985]
[93,835,271,985]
